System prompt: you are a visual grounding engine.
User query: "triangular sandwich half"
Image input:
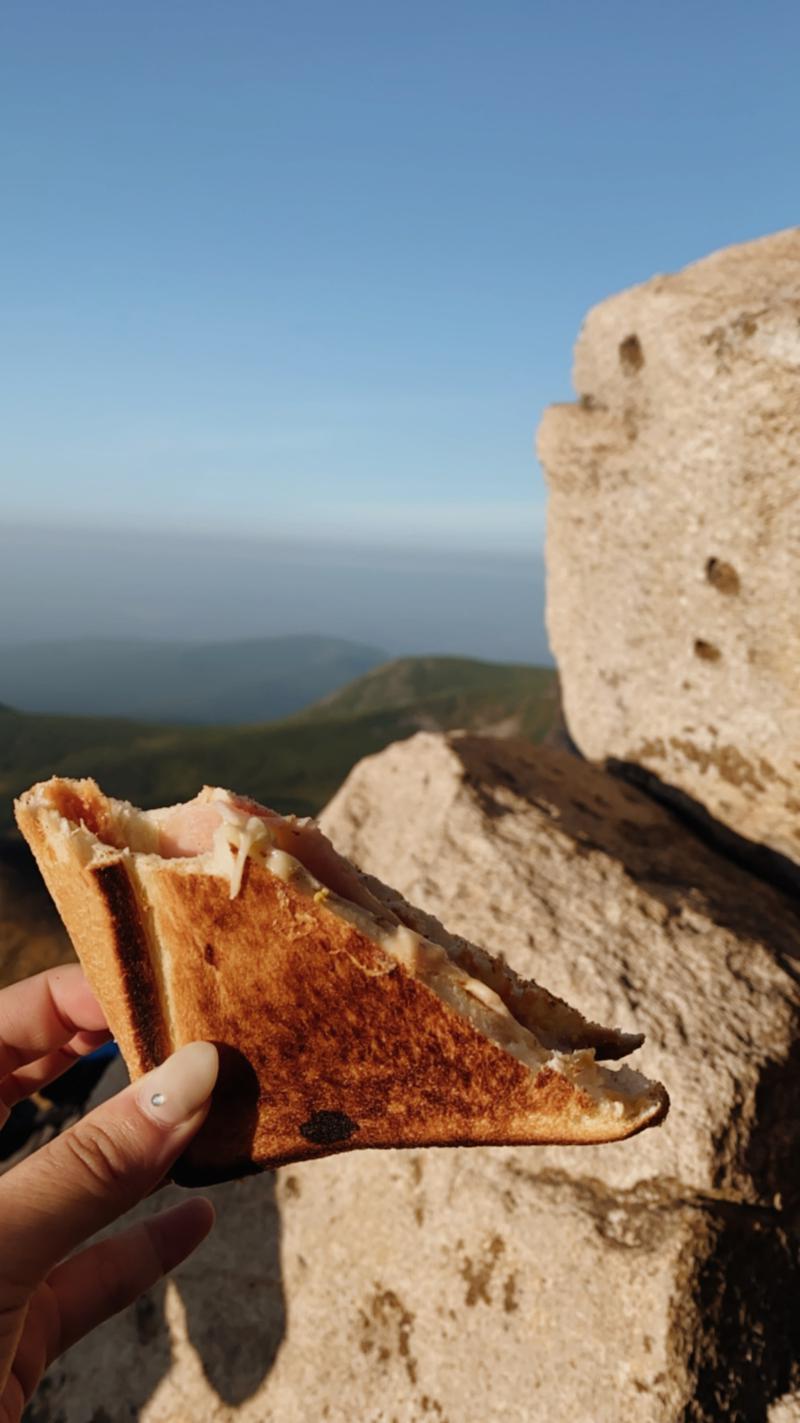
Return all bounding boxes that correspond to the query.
[15,777,669,1184]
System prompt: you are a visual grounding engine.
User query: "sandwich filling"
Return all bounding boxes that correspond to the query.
[34,781,662,1121]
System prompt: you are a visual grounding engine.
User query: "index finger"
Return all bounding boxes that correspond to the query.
[0,966,108,1079]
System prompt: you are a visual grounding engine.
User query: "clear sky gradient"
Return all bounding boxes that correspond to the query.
[4,0,799,561]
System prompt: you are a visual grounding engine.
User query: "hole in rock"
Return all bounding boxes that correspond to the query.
[694,639,722,663]
[619,334,644,374]
[705,557,740,595]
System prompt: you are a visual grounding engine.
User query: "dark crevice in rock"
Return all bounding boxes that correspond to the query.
[539,726,800,920]
[502,1163,788,1233]
[606,757,800,904]
[509,1158,800,1419]
[744,1042,800,1218]
[452,735,800,978]
[681,1216,800,1423]
[605,758,800,963]
[483,740,800,1418]
[680,1039,800,1420]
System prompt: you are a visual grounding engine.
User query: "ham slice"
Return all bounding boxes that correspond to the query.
[157,792,397,919]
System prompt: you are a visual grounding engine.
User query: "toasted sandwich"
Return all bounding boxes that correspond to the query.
[15,777,669,1183]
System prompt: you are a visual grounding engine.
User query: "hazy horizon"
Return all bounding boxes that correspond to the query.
[0,522,550,666]
[4,4,795,681]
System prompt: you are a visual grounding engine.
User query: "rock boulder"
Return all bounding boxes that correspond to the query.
[37,733,800,1422]
[537,228,800,866]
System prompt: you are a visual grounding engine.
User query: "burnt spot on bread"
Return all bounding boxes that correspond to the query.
[204,942,216,966]
[299,1108,360,1145]
[93,861,166,1071]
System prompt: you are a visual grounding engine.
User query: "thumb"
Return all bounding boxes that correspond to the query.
[0,1042,218,1289]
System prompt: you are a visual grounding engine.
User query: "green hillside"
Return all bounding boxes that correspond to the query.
[0,658,558,835]
[305,656,557,738]
[0,704,166,779]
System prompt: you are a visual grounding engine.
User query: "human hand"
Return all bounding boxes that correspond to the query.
[0,965,218,1423]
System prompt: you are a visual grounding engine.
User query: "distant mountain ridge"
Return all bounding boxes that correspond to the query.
[0,635,386,724]
[303,656,557,739]
[0,656,559,834]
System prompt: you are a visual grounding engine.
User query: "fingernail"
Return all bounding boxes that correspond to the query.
[137,1042,219,1128]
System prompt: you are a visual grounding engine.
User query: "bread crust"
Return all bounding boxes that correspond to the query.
[15,779,669,1184]
[14,786,166,1075]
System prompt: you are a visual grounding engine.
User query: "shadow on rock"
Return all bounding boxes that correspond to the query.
[607,757,800,929]
[454,735,800,971]
[176,1168,286,1405]
[450,735,800,1421]
[22,1057,286,1420]
[26,1173,286,1419]
[24,1278,174,1423]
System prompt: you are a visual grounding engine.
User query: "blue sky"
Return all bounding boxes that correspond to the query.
[3,1,799,560]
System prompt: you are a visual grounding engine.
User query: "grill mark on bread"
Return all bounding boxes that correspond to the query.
[93,861,167,1071]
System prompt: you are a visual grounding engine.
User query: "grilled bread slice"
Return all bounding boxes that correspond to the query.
[15,777,668,1184]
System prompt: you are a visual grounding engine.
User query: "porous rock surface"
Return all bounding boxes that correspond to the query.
[36,733,800,1422]
[537,228,800,866]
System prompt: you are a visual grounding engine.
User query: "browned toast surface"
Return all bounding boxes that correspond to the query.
[15,778,669,1183]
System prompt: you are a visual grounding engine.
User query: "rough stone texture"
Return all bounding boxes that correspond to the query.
[537,228,800,866]
[35,734,800,1423]
[770,1398,800,1423]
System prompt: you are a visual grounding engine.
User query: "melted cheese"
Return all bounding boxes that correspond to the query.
[207,809,276,898]
[193,801,555,1073]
